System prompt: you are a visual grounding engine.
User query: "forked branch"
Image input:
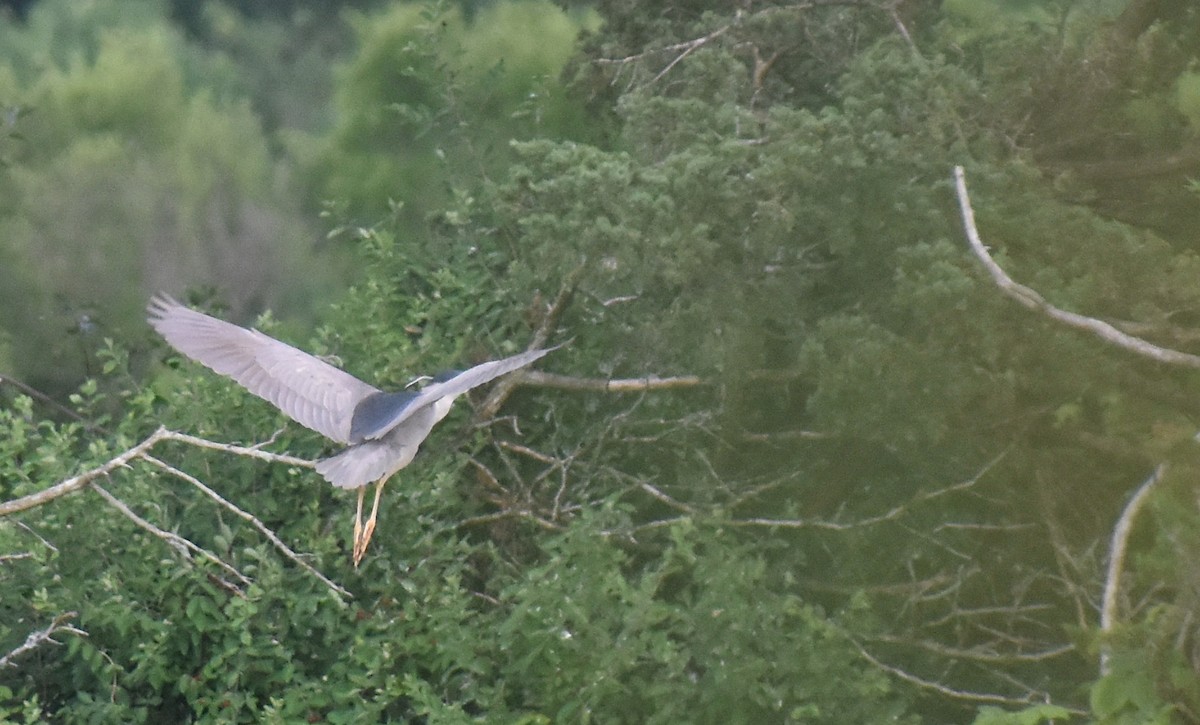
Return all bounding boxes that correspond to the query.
[1,426,347,600]
[0,612,87,669]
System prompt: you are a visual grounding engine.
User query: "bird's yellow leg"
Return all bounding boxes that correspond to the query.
[352,486,366,565]
[353,474,392,568]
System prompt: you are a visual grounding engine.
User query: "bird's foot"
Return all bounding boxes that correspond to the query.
[352,516,377,568]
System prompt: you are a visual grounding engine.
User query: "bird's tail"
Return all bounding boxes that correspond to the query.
[315,440,415,489]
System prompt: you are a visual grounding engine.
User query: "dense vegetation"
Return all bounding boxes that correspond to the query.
[4,0,1200,721]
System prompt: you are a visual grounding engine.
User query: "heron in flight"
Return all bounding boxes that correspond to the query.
[147,295,554,566]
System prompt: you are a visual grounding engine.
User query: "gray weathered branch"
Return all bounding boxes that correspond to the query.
[2,426,347,600]
[1099,465,1165,676]
[0,612,87,669]
[954,165,1200,367]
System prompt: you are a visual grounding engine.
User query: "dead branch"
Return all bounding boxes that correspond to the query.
[953,165,1200,368]
[0,611,87,669]
[156,429,314,469]
[866,633,1075,664]
[638,481,695,514]
[725,449,1006,531]
[852,639,1081,711]
[495,440,559,465]
[1100,464,1165,675]
[456,508,564,531]
[90,483,251,594]
[140,455,350,600]
[736,428,830,442]
[2,426,346,600]
[477,263,583,421]
[0,432,164,517]
[0,427,313,517]
[522,370,704,393]
[595,1,897,88]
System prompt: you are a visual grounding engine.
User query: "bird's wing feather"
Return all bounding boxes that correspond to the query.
[148,295,378,444]
[363,347,553,441]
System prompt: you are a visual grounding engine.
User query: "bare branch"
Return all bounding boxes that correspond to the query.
[522,370,704,392]
[141,455,350,601]
[649,25,731,85]
[853,640,1081,711]
[866,633,1075,664]
[0,611,87,669]
[495,440,559,465]
[456,508,564,531]
[477,263,584,421]
[1,427,311,516]
[3,426,347,600]
[726,450,1007,531]
[954,165,1200,367]
[638,481,695,514]
[90,483,250,594]
[156,429,314,468]
[736,428,830,442]
[1100,464,1165,675]
[0,430,166,517]
[595,1,900,88]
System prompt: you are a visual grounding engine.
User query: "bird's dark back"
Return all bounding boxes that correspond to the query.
[349,391,420,443]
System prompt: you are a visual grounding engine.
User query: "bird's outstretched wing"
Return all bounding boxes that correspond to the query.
[359,347,554,441]
[147,295,379,444]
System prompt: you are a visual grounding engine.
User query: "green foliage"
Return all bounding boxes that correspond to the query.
[292,0,601,224]
[7,0,1200,722]
[971,704,1075,725]
[0,0,330,396]
[492,517,913,723]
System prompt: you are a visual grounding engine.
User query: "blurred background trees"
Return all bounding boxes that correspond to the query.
[4,0,1200,722]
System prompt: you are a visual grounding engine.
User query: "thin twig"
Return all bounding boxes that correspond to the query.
[638,481,695,514]
[726,450,1007,531]
[852,639,1082,712]
[456,508,564,531]
[477,264,584,421]
[157,429,314,468]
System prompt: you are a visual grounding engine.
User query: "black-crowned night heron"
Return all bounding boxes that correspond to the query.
[147,295,554,566]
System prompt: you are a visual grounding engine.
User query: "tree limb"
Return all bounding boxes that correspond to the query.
[0,431,165,517]
[90,483,251,595]
[522,370,704,392]
[1099,464,1165,676]
[140,455,350,600]
[954,165,1200,368]
[2,426,347,600]
[0,611,87,669]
